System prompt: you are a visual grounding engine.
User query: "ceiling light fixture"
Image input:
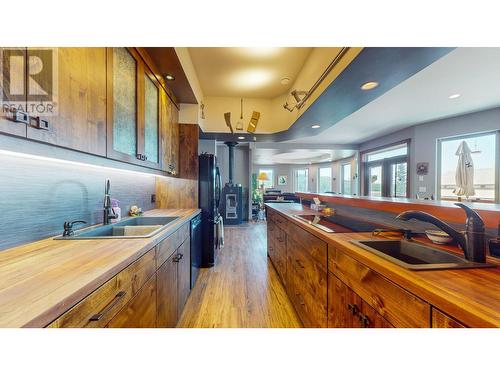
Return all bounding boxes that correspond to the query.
[449,93,461,99]
[360,81,379,90]
[311,124,321,129]
[165,74,175,81]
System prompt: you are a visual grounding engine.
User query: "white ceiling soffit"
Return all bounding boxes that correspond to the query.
[253,148,356,165]
[188,47,313,98]
[287,47,500,145]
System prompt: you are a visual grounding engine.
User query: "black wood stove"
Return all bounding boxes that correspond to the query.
[220,141,243,225]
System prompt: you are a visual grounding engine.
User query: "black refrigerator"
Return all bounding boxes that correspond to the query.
[198,153,222,267]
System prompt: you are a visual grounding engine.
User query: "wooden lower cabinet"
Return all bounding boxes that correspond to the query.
[328,273,393,328]
[156,251,179,328]
[107,275,157,328]
[432,308,466,328]
[177,239,191,316]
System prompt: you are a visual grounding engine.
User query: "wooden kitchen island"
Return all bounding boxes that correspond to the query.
[266,202,500,328]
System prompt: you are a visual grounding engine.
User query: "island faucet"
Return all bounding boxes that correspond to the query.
[103,179,118,225]
[396,203,486,263]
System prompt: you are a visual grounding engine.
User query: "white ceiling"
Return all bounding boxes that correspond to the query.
[253,148,356,165]
[286,47,500,145]
[188,47,312,98]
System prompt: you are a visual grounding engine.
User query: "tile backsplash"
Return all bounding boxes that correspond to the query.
[0,153,156,250]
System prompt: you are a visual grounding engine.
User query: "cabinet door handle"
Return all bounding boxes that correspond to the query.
[177,253,184,260]
[172,254,180,263]
[89,291,126,322]
[136,153,142,160]
[347,303,359,316]
[358,313,370,328]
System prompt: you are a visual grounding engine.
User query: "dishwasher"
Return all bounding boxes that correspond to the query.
[190,214,202,289]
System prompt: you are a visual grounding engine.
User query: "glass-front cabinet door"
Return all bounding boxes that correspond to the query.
[107,47,161,169]
[143,71,159,165]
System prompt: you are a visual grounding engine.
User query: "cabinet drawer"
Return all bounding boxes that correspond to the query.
[274,213,288,232]
[156,223,189,268]
[333,249,430,328]
[288,271,327,328]
[107,274,157,328]
[287,222,327,265]
[48,248,156,328]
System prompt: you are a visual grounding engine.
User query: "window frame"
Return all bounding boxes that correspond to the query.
[341,163,352,195]
[317,166,332,193]
[436,130,499,203]
[294,168,309,192]
[360,139,410,198]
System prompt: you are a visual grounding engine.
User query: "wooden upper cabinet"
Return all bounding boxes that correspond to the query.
[0,47,28,137]
[26,48,107,156]
[107,47,161,169]
[160,88,179,174]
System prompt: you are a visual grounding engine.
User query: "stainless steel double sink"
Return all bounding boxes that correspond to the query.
[55,216,180,240]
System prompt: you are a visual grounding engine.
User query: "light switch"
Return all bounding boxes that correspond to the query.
[419,186,427,193]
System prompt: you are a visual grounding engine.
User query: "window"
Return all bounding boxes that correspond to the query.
[258,168,274,189]
[318,167,332,193]
[341,163,352,195]
[438,132,497,201]
[295,168,309,192]
[362,142,409,198]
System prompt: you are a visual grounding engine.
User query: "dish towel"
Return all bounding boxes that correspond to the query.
[216,215,224,249]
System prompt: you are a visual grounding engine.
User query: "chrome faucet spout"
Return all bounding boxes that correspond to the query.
[103,179,118,225]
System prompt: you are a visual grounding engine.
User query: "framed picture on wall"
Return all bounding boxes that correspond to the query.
[278,175,288,185]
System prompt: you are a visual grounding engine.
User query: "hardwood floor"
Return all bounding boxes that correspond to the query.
[177,222,302,328]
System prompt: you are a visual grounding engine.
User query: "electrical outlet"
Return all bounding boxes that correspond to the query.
[151,194,156,203]
[418,176,424,182]
[419,186,427,193]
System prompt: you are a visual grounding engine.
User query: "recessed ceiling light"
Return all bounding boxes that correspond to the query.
[311,124,321,129]
[280,77,290,85]
[165,74,175,81]
[360,81,379,90]
[449,93,461,99]
[237,136,245,140]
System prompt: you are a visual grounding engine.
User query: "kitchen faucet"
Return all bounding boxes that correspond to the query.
[396,203,486,263]
[103,179,118,225]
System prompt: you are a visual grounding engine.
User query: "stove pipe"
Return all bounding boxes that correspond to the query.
[224,141,238,185]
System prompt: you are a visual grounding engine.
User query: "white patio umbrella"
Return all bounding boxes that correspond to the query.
[453,140,475,198]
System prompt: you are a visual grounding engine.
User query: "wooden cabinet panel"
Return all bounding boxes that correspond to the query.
[107,275,157,328]
[47,248,155,328]
[432,308,466,328]
[156,223,189,268]
[160,88,179,174]
[26,48,107,156]
[0,47,27,137]
[177,239,191,315]
[333,249,430,328]
[287,242,327,328]
[179,123,199,180]
[360,301,394,328]
[156,251,178,328]
[287,221,327,265]
[267,219,286,284]
[328,273,393,328]
[328,273,360,328]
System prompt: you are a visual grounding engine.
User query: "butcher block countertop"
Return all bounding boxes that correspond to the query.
[0,208,200,328]
[266,203,500,328]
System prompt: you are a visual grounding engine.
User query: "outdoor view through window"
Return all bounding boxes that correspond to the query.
[439,132,497,201]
